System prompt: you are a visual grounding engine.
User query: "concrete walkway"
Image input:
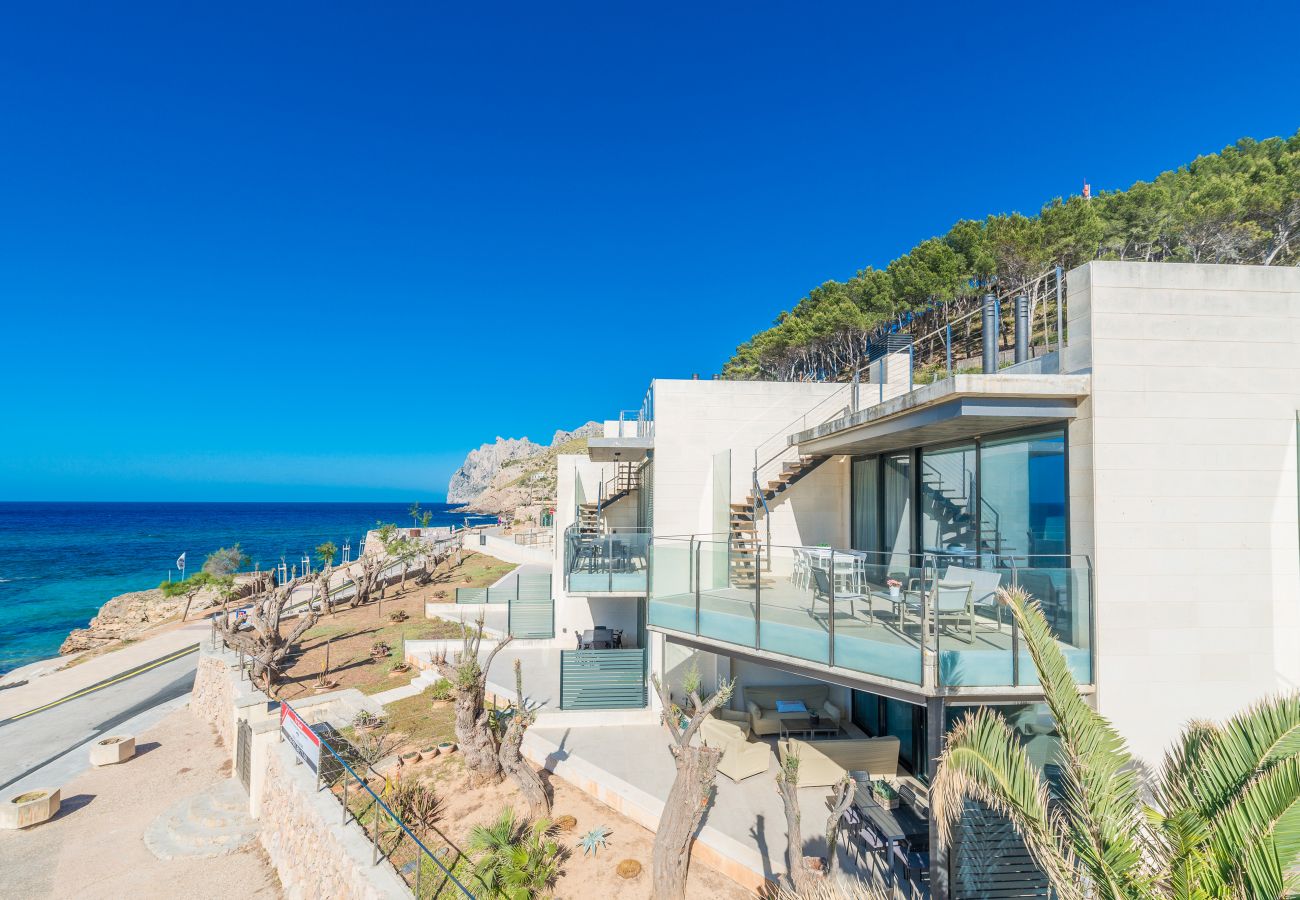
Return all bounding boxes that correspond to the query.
[0,707,279,899]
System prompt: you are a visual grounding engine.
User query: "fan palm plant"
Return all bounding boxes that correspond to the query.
[466,806,564,899]
[933,586,1300,900]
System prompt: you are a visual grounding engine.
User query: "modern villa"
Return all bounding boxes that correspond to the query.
[438,260,1300,898]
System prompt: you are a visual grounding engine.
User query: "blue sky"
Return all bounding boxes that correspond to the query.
[2,1,1297,501]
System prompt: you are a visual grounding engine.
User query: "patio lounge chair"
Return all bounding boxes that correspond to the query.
[702,713,772,782]
[812,566,865,618]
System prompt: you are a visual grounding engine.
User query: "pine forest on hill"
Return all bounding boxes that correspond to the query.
[723,131,1300,381]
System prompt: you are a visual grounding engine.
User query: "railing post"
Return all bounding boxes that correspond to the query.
[828,550,836,667]
[372,797,380,863]
[415,844,422,899]
[945,323,953,377]
[754,544,762,650]
[1055,265,1064,352]
[341,777,349,824]
[851,366,860,412]
[693,538,701,636]
[1010,562,1021,687]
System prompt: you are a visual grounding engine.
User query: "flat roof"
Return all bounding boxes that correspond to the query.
[791,374,1091,456]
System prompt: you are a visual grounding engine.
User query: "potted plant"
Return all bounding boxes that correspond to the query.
[353,710,385,732]
[2,789,61,829]
[390,660,412,676]
[370,641,391,660]
[389,610,409,623]
[401,750,420,766]
[420,745,438,759]
[872,778,899,810]
[436,740,457,755]
[887,578,902,599]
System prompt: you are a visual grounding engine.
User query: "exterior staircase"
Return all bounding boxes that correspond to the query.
[919,460,1014,559]
[729,454,829,587]
[577,462,641,540]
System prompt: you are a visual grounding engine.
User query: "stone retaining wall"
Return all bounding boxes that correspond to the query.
[191,651,237,749]
[258,741,408,900]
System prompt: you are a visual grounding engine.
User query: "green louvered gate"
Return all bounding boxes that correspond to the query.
[560,648,648,710]
[950,801,1051,898]
[508,575,554,639]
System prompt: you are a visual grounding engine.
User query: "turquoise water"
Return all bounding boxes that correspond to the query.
[0,502,490,674]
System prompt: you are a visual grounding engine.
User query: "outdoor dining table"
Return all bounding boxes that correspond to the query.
[847,772,929,886]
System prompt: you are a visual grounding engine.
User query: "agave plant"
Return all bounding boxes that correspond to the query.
[933,586,1300,900]
[577,825,611,856]
[467,806,564,899]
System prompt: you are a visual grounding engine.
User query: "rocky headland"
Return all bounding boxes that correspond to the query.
[59,574,264,655]
[448,422,600,517]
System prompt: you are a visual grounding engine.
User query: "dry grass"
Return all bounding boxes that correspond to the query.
[273,551,509,701]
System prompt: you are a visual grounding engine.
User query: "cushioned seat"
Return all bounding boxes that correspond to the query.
[777,736,901,787]
[701,713,772,782]
[743,685,843,737]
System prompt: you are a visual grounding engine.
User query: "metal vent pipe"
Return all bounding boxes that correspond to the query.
[981,294,999,374]
[1014,295,1030,363]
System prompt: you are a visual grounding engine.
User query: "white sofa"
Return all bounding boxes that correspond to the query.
[776,736,901,788]
[743,685,845,737]
[701,711,772,782]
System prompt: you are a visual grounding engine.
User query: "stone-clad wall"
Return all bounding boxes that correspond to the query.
[191,652,236,749]
[258,741,408,900]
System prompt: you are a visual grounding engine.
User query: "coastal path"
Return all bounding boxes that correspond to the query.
[0,622,208,796]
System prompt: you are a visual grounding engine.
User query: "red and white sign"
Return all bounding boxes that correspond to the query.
[280,703,321,772]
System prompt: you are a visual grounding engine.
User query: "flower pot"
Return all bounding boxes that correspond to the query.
[420,746,437,760]
[89,735,135,766]
[437,741,456,755]
[889,586,901,599]
[1,789,61,829]
[400,752,420,766]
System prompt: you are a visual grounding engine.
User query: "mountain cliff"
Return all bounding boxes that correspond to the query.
[447,422,601,513]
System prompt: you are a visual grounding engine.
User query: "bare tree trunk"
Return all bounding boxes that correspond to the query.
[653,744,722,900]
[433,617,513,785]
[777,752,815,894]
[649,670,735,900]
[499,659,549,819]
[825,775,855,872]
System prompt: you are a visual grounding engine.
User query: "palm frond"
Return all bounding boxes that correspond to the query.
[1206,755,1300,900]
[999,586,1156,898]
[933,706,1082,900]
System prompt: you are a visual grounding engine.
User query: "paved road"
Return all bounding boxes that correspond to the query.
[0,646,199,795]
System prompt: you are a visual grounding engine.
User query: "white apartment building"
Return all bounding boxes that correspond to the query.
[538,261,1300,897]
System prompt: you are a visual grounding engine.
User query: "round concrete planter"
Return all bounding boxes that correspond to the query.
[90,735,136,767]
[437,741,456,755]
[2,788,61,829]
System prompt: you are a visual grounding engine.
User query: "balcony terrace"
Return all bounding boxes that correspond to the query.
[649,538,1092,696]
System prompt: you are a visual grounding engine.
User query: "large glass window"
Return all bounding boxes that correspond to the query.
[981,429,1067,562]
[852,689,928,781]
[882,453,912,572]
[920,442,978,555]
[851,457,879,553]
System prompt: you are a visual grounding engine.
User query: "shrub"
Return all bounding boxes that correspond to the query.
[428,678,454,702]
[467,807,564,898]
[386,777,442,836]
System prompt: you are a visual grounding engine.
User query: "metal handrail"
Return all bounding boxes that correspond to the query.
[298,705,474,899]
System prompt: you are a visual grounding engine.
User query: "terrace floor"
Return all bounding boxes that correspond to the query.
[651,576,1090,688]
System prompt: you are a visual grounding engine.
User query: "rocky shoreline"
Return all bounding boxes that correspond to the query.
[59,575,263,656]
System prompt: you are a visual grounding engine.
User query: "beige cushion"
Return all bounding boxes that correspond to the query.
[702,715,749,745]
[822,700,843,723]
[777,736,901,788]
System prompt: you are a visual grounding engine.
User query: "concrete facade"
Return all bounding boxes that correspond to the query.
[1061,261,1300,763]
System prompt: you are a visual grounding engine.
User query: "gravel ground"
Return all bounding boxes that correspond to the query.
[0,707,281,899]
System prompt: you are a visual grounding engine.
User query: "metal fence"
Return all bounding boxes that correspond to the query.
[454,574,551,605]
[559,648,648,710]
[305,716,477,899]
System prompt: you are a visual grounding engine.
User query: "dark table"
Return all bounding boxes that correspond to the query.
[847,772,928,885]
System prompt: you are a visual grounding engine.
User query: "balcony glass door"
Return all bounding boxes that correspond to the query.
[920,442,978,558]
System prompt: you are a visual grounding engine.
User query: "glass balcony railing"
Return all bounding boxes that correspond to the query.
[647,537,1093,690]
[564,526,650,594]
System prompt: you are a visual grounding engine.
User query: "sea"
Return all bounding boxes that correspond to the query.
[0,501,492,675]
